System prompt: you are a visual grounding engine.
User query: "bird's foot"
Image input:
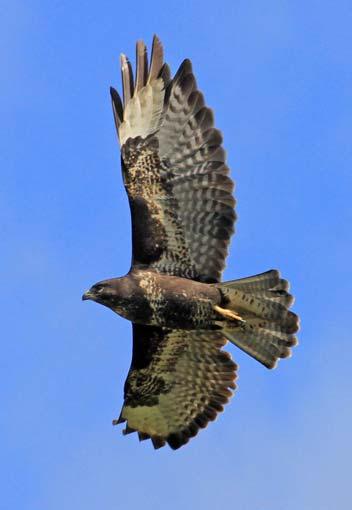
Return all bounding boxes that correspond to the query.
[214,305,246,323]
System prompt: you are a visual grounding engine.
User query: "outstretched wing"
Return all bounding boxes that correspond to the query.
[110,36,236,283]
[114,324,237,450]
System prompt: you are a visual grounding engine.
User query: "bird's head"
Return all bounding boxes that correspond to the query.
[82,280,116,306]
[82,277,129,311]
[82,277,134,319]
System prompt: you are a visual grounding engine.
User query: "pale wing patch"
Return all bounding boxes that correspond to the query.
[119,80,165,146]
[116,326,237,450]
[122,404,169,437]
[111,37,236,283]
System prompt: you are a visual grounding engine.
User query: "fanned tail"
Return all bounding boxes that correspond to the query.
[216,270,299,369]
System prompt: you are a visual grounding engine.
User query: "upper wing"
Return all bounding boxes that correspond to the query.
[114,324,237,450]
[110,36,236,283]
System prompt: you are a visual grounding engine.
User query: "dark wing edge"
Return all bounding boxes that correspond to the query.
[110,36,236,283]
[113,324,237,450]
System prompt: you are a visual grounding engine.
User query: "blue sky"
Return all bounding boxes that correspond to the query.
[1,1,352,508]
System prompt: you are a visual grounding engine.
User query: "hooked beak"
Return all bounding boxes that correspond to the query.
[82,290,94,301]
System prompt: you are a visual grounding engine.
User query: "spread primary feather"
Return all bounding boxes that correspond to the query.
[83,36,299,450]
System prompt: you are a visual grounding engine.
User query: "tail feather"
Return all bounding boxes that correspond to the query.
[249,290,294,307]
[222,270,284,291]
[218,270,299,369]
[223,323,295,369]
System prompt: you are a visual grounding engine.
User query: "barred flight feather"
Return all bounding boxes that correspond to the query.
[115,325,237,450]
[110,36,236,283]
[99,38,300,451]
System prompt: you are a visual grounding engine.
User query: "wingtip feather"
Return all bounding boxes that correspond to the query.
[149,34,164,82]
[110,86,123,129]
[120,53,134,106]
[135,40,148,94]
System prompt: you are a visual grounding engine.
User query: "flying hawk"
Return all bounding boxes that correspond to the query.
[83,36,299,450]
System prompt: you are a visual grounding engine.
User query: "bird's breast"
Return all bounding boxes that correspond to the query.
[129,270,221,329]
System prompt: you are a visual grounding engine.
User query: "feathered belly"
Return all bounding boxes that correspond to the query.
[147,292,216,329]
[133,270,221,330]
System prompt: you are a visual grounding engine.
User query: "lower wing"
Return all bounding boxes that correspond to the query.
[114,324,237,450]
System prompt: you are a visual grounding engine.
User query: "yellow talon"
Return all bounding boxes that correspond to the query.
[214,305,245,323]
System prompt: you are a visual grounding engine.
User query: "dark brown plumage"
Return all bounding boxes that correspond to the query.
[83,36,299,450]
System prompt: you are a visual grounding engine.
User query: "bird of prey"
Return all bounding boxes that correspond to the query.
[82,36,299,450]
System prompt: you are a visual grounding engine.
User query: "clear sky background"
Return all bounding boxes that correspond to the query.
[1,1,352,509]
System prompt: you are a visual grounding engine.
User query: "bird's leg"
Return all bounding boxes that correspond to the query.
[214,305,246,323]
